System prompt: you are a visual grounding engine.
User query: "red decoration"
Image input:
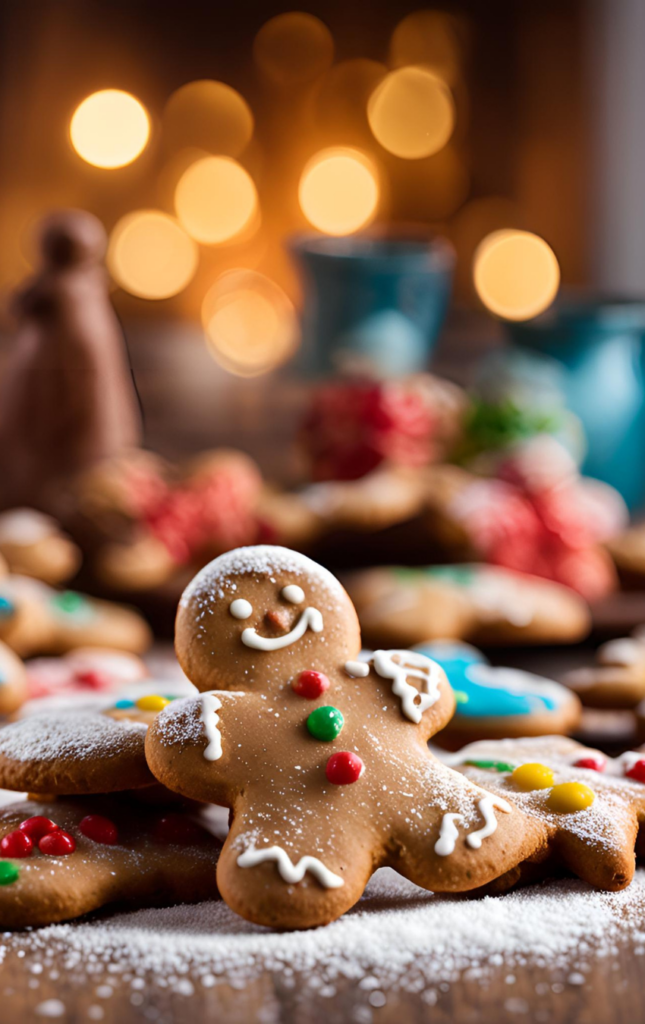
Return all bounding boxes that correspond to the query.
[573,756,605,772]
[39,830,76,856]
[19,816,60,841]
[153,814,205,844]
[301,379,436,481]
[325,751,364,785]
[73,668,112,691]
[292,670,330,700]
[1,829,33,858]
[625,759,645,784]
[79,815,119,846]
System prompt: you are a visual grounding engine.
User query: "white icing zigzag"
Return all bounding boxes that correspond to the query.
[237,844,345,888]
[434,795,512,856]
[371,650,443,723]
[200,690,245,761]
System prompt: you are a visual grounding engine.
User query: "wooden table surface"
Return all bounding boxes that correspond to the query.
[2,639,645,1024]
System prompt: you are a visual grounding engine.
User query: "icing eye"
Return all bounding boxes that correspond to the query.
[230,599,253,620]
[282,584,304,605]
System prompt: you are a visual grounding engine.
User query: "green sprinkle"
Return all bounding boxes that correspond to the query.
[453,690,469,705]
[50,591,87,615]
[307,706,344,742]
[465,759,515,773]
[0,862,19,885]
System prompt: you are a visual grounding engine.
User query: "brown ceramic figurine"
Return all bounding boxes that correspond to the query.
[0,210,141,512]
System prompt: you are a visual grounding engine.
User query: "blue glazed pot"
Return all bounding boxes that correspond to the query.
[290,232,455,377]
[508,297,645,510]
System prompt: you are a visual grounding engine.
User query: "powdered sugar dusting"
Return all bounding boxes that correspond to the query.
[0,712,147,763]
[3,868,645,1000]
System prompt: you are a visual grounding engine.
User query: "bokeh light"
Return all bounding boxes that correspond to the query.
[202,269,299,376]
[174,156,258,244]
[254,12,334,87]
[70,90,150,168]
[450,197,523,299]
[298,147,379,236]
[367,67,454,159]
[473,229,560,321]
[107,211,198,299]
[163,81,253,157]
[389,11,463,85]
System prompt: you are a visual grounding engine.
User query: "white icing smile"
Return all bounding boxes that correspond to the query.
[242,606,323,651]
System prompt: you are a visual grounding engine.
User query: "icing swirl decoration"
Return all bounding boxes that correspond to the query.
[434,795,512,856]
[237,844,344,888]
[369,650,443,723]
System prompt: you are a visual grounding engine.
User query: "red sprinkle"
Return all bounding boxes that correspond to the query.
[73,669,112,691]
[153,814,205,844]
[1,829,33,858]
[19,816,60,841]
[625,759,645,783]
[39,830,76,856]
[325,751,364,785]
[573,757,605,772]
[292,670,330,700]
[79,815,119,846]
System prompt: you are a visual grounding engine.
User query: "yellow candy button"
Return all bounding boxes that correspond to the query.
[512,762,555,791]
[547,782,595,813]
[136,695,170,713]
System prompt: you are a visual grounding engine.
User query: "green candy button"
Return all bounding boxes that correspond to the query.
[307,706,344,742]
[51,591,87,615]
[0,862,19,886]
[465,759,515,773]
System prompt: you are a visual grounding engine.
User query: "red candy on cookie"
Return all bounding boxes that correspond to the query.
[625,759,645,783]
[39,830,76,856]
[19,816,60,841]
[325,751,364,785]
[292,670,330,700]
[79,814,118,846]
[574,756,605,772]
[1,829,33,858]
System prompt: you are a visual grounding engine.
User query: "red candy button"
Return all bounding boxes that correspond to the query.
[325,751,364,785]
[19,816,60,841]
[73,669,111,691]
[39,831,76,856]
[153,814,204,844]
[1,829,33,858]
[625,759,645,783]
[79,815,119,846]
[292,670,330,700]
[574,757,605,772]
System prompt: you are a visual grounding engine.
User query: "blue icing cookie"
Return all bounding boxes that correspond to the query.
[414,641,563,719]
[0,596,15,618]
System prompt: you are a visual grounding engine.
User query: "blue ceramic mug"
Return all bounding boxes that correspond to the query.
[290,232,455,378]
[508,297,645,510]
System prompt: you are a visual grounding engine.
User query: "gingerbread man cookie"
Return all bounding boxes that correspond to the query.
[415,640,581,747]
[450,735,645,892]
[0,692,186,794]
[345,564,590,648]
[0,795,219,927]
[565,632,645,709]
[146,546,545,929]
[0,508,81,585]
[0,576,151,657]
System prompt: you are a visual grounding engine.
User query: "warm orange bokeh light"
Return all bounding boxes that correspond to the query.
[367,67,454,160]
[312,59,387,142]
[175,156,258,244]
[70,90,150,168]
[389,11,462,85]
[254,12,334,86]
[107,211,198,299]
[298,147,379,236]
[202,269,299,377]
[473,229,560,321]
[163,80,254,157]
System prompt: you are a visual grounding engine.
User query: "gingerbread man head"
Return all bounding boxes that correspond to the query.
[148,545,546,929]
[175,546,361,693]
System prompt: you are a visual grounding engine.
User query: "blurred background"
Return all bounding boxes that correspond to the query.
[2,0,636,474]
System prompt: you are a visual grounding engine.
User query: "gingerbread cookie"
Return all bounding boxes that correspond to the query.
[0,508,81,585]
[0,693,185,794]
[450,735,645,892]
[0,795,219,927]
[565,633,645,709]
[0,576,151,656]
[0,641,28,716]
[415,640,581,746]
[345,564,590,648]
[146,545,546,929]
